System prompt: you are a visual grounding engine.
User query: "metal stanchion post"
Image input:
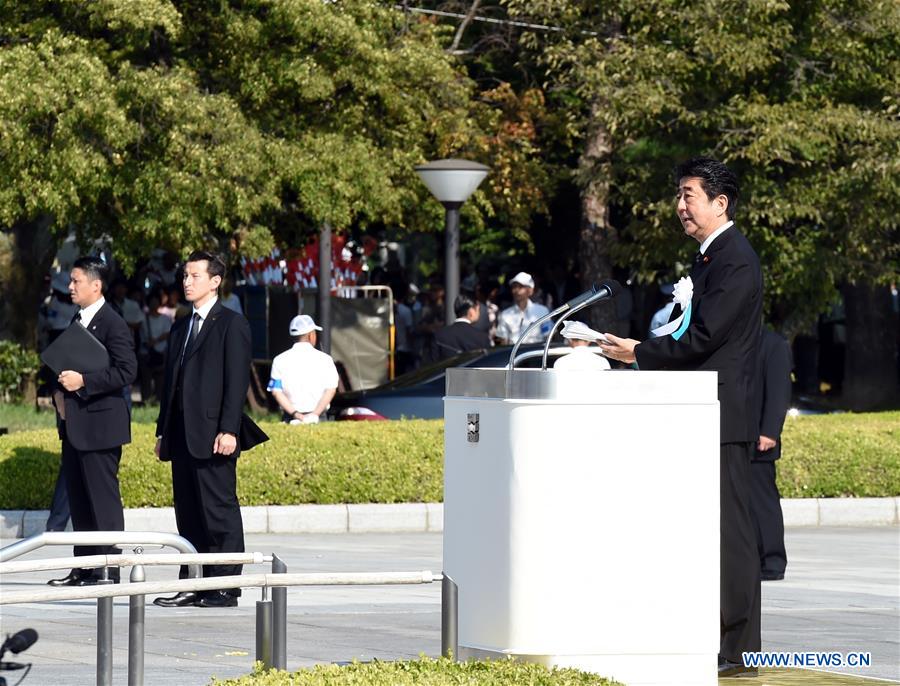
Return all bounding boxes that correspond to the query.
[97,567,115,686]
[256,586,273,669]
[128,546,146,686]
[271,555,287,670]
[441,573,458,660]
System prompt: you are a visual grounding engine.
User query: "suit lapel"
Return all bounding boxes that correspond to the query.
[87,302,108,335]
[184,300,223,363]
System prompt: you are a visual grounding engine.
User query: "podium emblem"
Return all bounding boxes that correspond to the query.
[467,413,479,443]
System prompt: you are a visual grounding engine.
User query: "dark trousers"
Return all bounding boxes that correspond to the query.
[46,461,71,531]
[61,435,124,580]
[168,410,244,596]
[720,443,762,662]
[749,460,787,575]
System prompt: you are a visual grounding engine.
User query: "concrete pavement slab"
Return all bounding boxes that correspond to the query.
[0,527,897,685]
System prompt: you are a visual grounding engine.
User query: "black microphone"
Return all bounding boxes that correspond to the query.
[562,280,622,311]
[538,279,623,370]
[577,279,622,308]
[1,629,37,656]
[597,279,622,298]
[559,284,600,312]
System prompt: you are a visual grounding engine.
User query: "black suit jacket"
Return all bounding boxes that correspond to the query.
[753,329,792,462]
[429,321,491,363]
[59,302,137,452]
[156,300,252,461]
[635,227,763,443]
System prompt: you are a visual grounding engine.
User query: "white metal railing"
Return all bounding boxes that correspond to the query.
[0,532,458,686]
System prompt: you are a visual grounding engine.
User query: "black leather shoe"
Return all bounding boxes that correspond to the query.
[153,591,200,607]
[77,575,120,586]
[761,570,784,581]
[718,659,758,677]
[47,569,87,586]
[196,591,238,608]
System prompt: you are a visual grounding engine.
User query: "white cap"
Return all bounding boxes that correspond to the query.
[289,314,322,336]
[51,271,70,293]
[510,271,535,289]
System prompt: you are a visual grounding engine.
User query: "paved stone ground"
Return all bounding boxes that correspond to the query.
[1,527,897,685]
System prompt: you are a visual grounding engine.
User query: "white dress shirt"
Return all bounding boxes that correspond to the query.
[181,296,218,357]
[78,297,106,328]
[699,220,734,254]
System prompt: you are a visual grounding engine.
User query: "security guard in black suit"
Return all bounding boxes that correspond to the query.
[428,293,491,363]
[751,329,792,580]
[48,256,137,586]
[153,250,252,609]
[600,158,763,677]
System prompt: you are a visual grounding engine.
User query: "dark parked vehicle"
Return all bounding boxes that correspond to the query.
[328,344,574,420]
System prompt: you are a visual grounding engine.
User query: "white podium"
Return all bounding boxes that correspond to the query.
[443,367,720,686]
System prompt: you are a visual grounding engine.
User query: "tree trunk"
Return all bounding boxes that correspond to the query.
[0,217,56,348]
[841,281,899,411]
[577,106,621,334]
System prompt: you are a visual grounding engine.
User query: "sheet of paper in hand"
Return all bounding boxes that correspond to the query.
[561,320,611,344]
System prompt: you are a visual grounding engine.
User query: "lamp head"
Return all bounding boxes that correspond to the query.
[415,158,489,205]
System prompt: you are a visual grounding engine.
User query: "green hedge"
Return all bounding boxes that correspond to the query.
[0,420,443,509]
[212,658,621,686]
[1,413,898,510]
[778,411,900,497]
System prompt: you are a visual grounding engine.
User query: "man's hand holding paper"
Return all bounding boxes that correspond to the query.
[598,333,639,364]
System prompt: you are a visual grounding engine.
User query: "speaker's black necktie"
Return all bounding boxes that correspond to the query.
[181,313,200,365]
[72,312,82,325]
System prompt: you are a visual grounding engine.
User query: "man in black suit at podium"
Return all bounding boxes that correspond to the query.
[48,256,137,586]
[427,293,491,363]
[600,157,763,677]
[153,250,252,609]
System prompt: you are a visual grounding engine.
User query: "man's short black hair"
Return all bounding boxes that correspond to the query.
[186,250,227,281]
[72,256,110,288]
[453,293,477,319]
[674,157,740,220]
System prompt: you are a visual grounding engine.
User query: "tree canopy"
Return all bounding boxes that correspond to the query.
[0,0,550,344]
[503,0,899,331]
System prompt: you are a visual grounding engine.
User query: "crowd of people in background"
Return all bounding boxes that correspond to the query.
[37,246,653,403]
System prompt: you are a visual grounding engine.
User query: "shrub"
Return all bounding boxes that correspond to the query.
[0,420,444,509]
[778,412,900,497]
[0,341,40,402]
[1,413,897,510]
[211,658,622,686]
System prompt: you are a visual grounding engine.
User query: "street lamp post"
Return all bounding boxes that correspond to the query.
[414,159,489,325]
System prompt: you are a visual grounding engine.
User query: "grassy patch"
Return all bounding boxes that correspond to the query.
[1,411,897,510]
[0,402,162,432]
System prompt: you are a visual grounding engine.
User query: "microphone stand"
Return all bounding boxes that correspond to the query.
[505,307,565,398]
[541,298,594,371]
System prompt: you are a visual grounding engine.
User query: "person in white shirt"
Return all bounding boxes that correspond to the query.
[553,337,611,370]
[268,315,339,424]
[495,271,551,345]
